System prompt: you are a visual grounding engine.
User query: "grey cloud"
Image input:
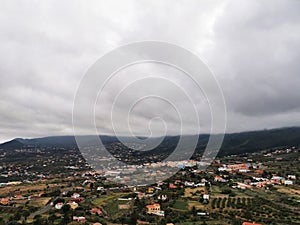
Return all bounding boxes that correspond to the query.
[208,0,300,129]
[0,0,299,142]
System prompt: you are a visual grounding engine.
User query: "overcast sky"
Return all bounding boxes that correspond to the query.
[0,0,300,143]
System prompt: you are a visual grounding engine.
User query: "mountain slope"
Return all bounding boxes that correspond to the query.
[0,138,25,149]
[1,127,299,156]
[218,127,300,156]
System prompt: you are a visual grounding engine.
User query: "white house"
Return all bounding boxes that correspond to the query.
[287,175,296,180]
[184,181,195,187]
[284,180,293,185]
[55,202,64,210]
[203,194,209,201]
[72,193,80,199]
[218,167,227,172]
[97,187,105,191]
[214,176,227,182]
[195,183,205,187]
[158,194,168,201]
[73,216,86,223]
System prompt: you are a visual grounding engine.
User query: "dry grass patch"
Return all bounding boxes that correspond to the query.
[276,186,300,196]
[184,187,205,198]
[0,184,47,196]
[28,197,52,207]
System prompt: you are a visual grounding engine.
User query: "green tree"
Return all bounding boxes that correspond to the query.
[61,204,70,214]
[22,210,30,222]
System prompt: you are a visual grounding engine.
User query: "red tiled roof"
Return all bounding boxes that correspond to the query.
[90,208,102,214]
[169,183,177,189]
[146,203,160,209]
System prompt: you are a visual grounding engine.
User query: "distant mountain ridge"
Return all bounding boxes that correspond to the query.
[1,127,300,156]
[0,135,118,149]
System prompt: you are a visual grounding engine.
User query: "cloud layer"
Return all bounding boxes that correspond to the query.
[0,0,299,142]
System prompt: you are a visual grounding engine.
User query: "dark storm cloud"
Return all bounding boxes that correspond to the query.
[0,0,299,142]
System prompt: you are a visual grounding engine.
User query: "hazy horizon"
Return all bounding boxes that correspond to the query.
[2,126,300,145]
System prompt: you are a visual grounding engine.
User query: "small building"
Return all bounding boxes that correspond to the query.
[62,190,69,196]
[284,180,293,185]
[237,182,252,189]
[288,175,296,180]
[97,186,105,191]
[147,187,155,194]
[73,216,86,223]
[90,208,102,215]
[0,197,10,205]
[184,181,195,187]
[14,194,23,199]
[169,183,177,189]
[239,169,250,173]
[68,201,79,210]
[203,194,209,201]
[158,194,167,201]
[72,193,80,199]
[72,197,85,203]
[214,176,227,182]
[55,202,64,210]
[146,203,160,214]
[197,212,209,216]
[195,182,205,187]
[228,163,249,171]
[271,176,283,184]
[218,167,227,172]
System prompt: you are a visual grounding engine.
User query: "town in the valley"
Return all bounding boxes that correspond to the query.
[0,145,299,225]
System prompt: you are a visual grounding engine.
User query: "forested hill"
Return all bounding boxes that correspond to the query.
[1,127,300,157]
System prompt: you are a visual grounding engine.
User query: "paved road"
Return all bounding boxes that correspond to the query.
[30,188,72,217]
[31,204,52,217]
